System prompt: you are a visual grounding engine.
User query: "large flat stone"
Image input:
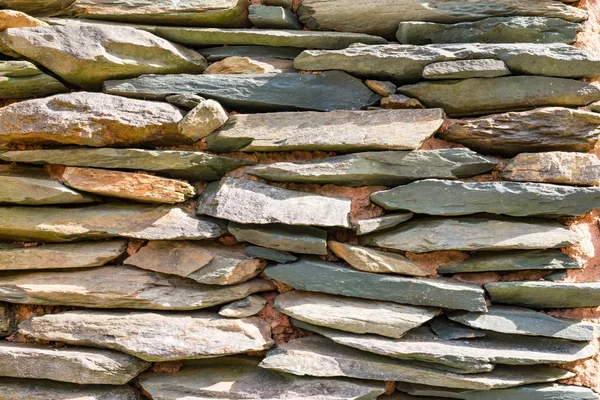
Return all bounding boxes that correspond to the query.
[139,357,386,399]
[229,222,328,255]
[0,60,67,99]
[0,148,252,181]
[19,310,273,361]
[360,217,581,253]
[103,71,381,112]
[0,378,140,400]
[275,291,439,338]
[485,281,600,308]
[265,258,487,312]
[197,178,351,228]
[247,149,496,186]
[371,179,600,217]
[0,265,274,309]
[0,24,207,89]
[200,45,303,61]
[440,107,600,156]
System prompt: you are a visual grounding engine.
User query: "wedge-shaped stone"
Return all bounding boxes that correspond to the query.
[219,295,266,318]
[502,152,600,186]
[356,213,413,235]
[103,71,381,112]
[398,76,600,117]
[198,178,351,228]
[296,0,586,38]
[245,246,297,263]
[249,6,302,30]
[361,217,581,253]
[449,306,597,341]
[229,222,328,255]
[139,356,385,399]
[0,342,149,385]
[125,241,266,285]
[275,291,439,338]
[0,265,274,309]
[201,45,303,61]
[438,250,580,274]
[247,149,496,185]
[0,240,127,271]
[422,60,510,80]
[266,259,487,312]
[397,17,582,45]
[430,316,486,341]
[371,179,600,217]
[261,336,575,390]
[0,378,140,400]
[0,92,189,149]
[0,148,252,181]
[20,310,273,361]
[485,281,600,308]
[0,60,67,99]
[440,107,600,156]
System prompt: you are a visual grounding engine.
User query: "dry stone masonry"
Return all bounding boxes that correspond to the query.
[0,1,600,399]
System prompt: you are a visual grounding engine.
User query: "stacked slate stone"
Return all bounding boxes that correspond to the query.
[0,0,600,399]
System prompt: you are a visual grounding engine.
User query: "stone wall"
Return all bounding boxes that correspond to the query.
[0,1,600,399]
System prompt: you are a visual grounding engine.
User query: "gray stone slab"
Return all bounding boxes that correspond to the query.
[430,316,486,341]
[245,246,297,263]
[0,60,67,99]
[485,281,600,308]
[355,213,413,235]
[0,378,140,400]
[219,295,267,318]
[230,222,328,255]
[200,45,303,61]
[422,60,510,80]
[249,6,302,30]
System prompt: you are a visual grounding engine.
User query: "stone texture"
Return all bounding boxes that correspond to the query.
[0,204,226,242]
[0,240,127,271]
[229,222,328,255]
[381,94,425,109]
[0,60,68,99]
[20,310,273,361]
[397,17,582,45]
[0,378,140,400]
[178,100,228,142]
[422,60,510,80]
[365,80,396,96]
[262,0,291,8]
[245,246,297,263]
[165,93,205,110]
[200,45,302,61]
[204,56,283,74]
[0,303,11,336]
[0,10,47,31]
[249,5,302,30]
[219,295,267,318]
[197,178,351,228]
[0,148,252,181]
[247,149,496,186]
[0,24,207,89]
[328,241,430,276]
[0,342,149,385]
[485,281,600,308]
[502,152,600,186]
[275,291,439,338]
[124,241,266,286]
[430,316,486,340]
[371,179,600,217]
[355,213,413,235]
[0,92,189,149]
[104,71,381,112]
[0,0,74,16]
[138,357,386,399]
[0,265,274,309]
[360,217,581,253]
[266,258,487,312]
[440,107,600,156]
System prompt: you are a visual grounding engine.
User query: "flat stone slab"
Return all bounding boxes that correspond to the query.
[0,378,140,400]
[260,335,574,390]
[103,71,381,112]
[0,342,149,385]
[371,179,600,217]
[438,250,581,274]
[0,204,226,242]
[448,305,597,341]
[0,60,67,99]
[247,149,496,186]
[19,310,273,362]
[440,107,600,156]
[360,217,581,253]
[0,148,252,181]
[0,265,274,310]
[275,291,439,338]
[397,17,582,45]
[125,241,265,285]
[245,246,297,263]
[249,6,302,30]
[230,222,328,255]
[197,178,351,228]
[430,316,486,341]
[422,60,510,80]
[355,213,413,235]
[138,357,386,399]
[219,295,267,318]
[485,281,600,308]
[0,240,127,271]
[265,258,487,312]
[0,0,74,16]
[200,45,303,61]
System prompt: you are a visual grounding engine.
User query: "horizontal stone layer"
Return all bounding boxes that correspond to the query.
[422,59,510,80]
[0,60,67,99]
[229,223,328,255]
[244,246,297,263]
[200,45,303,61]
[355,213,413,235]
[485,281,600,308]
[0,378,140,400]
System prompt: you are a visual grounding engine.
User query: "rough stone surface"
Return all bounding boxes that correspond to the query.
[440,107,600,156]
[200,45,302,61]
[0,378,141,400]
[219,295,267,318]
[365,80,396,96]
[422,60,510,80]
[266,259,488,312]
[197,178,352,228]
[355,213,413,235]
[0,60,67,99]
[0,1,74,17]
[19,310,273,361]
[245,246,297,263]
[430,316,486,341]
[204,56,283,74]
[0,303,11,336]
[230,222,328,255]
[178,100,228,142]
[0,10,47,30]
[249,5,302,30]
[247,149,497,186]
[381,94,424,109]
[360,217,581,253]
[485,281,600,308]
[262,0,291,8]
[165,93,205,110]
[0,24,207,89]
[104,71,381,112]
[275,291,439,338]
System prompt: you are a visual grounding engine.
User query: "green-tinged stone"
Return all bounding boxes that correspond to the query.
[249,6,302,30]
[165,93,205,110]
[422,60,510,80]
[230,223,328,255]
[360,217,580,253]
[265,258,487,312]
[219,295,266,318]
[0,60,67,99]
[0,0,75,16]
[0,378,140,400]
[245,246,297,263]
[545,271,569,282]
[355,214,413,235]
[200,45,303,61]
[430,316,486,340]
[247,149,496,186]
[485,281,600,308]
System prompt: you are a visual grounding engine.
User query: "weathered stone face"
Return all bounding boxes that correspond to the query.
[430,316,486,341]
[485,281,600,309]
[244,246,297,263]
[0,378,141,400]
[249,5,302,30]
[229,222,328,255]
[422,59,510,80]
[0,60,67,99]
[0,0,75,16]
[219,295,267,318]
[200,45,302,61]
[355,213,414,235]
[178,99,229,142]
